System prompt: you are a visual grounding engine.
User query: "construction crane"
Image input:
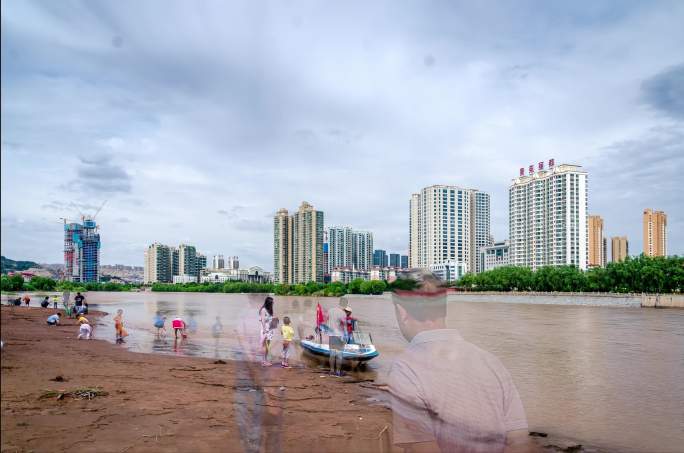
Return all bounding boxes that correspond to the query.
[91,199,107,220]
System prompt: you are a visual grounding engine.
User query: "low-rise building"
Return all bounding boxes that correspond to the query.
[173,274,198,284]
[200,267,272,284]
[370,266,411,283]
[330,266,411,283]
[480,241,510,272]
[429,261,467,282]
[330,267,370,284]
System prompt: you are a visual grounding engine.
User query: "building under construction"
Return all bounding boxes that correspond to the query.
[64,218,101,282]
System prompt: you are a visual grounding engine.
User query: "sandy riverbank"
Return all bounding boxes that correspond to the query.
[0,306,393,452]
[1,306,603,453]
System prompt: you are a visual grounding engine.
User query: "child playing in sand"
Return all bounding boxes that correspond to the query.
[47,313,62,325]
[114,309,127,344]
[154,313,167,336]
[281,316,294,368]
[171,316,186,339]
[77,314,92,340]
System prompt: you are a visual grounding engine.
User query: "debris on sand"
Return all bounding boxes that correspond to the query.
[39,387,109,401]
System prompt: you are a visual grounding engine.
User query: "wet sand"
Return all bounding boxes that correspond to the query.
[0,306,393,453]
[1,305,614,453]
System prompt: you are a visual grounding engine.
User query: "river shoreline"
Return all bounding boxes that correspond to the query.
[0,306,393,452]
[1,306,633,453]
[4,291,683,309]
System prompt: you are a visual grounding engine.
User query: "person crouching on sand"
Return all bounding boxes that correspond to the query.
[171,316,186,339]
[47,313,62,325]
[281,316,294,368]
[154,313,167,337]
[114,309,127,344]
[77,314,92,340]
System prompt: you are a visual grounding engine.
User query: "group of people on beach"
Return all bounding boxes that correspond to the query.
[258,295,356,372]
[42,292,93,340]
[151,313,206,339]
[258,296,295,368]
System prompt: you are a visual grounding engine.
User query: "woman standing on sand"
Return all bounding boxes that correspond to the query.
[259,296,276,366]
[113,309,127,344]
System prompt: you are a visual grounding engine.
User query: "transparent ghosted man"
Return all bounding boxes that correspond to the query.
[389,270,534,453]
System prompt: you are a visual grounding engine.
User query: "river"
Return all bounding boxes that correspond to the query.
[84,291,684,452]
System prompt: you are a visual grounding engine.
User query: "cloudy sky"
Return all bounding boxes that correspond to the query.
[2,0,683,269]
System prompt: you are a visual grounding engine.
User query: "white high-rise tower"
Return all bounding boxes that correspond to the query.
[509,160,588,270]
[326,226,374,272]
[409,185,490,275]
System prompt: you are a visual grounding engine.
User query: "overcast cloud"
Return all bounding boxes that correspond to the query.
[2,0,683,269]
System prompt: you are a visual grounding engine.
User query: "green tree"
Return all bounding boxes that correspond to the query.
[1,274,25,291]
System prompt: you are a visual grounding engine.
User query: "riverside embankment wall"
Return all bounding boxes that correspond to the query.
[445,292,684,308]
[640,294,684,308]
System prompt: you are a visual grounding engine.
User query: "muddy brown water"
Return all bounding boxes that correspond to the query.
[85,292,684,452]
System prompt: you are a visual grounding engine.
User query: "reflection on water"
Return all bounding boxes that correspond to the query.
[87,291,684,452]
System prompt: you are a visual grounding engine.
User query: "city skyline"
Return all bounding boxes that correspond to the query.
[2,1,683,270]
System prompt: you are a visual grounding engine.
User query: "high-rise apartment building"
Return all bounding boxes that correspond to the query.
[611,236,629,262]
[170,247,179,277]
[409,193,420,268]
[643,209,667,257]
[197,254,207,274]
[212,254,225,269]
[144,243,172,283]
[144,243,205,283]
[389,253,400,268]
[63,218,101,282]
[273,202,324,283]
[327,226,373,272]
[373,249,388,267]
[602,238,607,267]
[322,229,330,278]
[274,208,292,284]
[409,185,490,273]
[471,191,492,273]
[588,215,604,267]
[227,256,239,270]
[509,161,588,270]
[178,244,197,277]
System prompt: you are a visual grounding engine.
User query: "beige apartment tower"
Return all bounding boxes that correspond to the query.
[611,236,629,262]
[273,208,293,284]
[273,202,324,284]
[643,209,667,257]
[588,215,604,267]
[144,243,172,283]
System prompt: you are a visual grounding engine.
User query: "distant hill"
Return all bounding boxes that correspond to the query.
[1,256,40,274]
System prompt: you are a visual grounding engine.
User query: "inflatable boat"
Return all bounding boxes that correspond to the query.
[300,332,379,362]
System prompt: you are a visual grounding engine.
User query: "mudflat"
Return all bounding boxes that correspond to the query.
[0,306,392,453]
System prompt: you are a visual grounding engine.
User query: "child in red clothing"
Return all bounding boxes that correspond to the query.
[171,317,186,339]
[343,306,356,343]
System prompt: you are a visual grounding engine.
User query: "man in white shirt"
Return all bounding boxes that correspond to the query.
[389,271,535,452]
[327,297,349,376]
